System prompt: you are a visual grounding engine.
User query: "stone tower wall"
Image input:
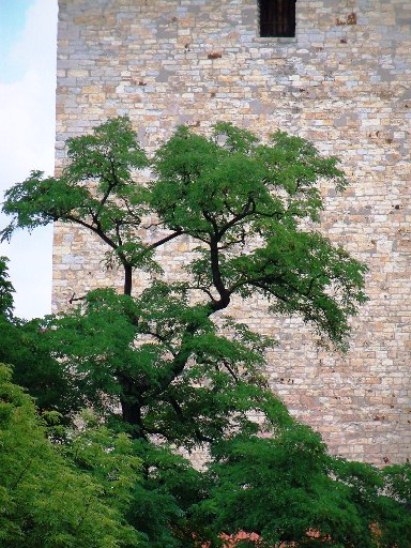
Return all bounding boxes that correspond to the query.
[54,0,411,464]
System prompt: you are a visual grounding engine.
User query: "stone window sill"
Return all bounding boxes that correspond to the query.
[254,37,296,44]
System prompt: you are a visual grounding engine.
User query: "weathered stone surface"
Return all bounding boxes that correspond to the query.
[54,0,411,465]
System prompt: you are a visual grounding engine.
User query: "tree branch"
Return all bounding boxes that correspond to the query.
[147,228,184,251]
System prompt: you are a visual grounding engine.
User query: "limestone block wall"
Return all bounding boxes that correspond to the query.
[54,0,411,464]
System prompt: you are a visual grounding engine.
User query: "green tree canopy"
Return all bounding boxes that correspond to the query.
[2,119,409,546]
[0,258,87,416]
[0,363,141,547]
[1,118,367,441]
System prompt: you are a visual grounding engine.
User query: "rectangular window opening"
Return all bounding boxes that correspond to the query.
[258,0,296,38]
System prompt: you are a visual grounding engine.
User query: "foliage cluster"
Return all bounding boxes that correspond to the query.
[1,119,410,546]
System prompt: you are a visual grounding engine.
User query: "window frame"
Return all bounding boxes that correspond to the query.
[258,0,297,39]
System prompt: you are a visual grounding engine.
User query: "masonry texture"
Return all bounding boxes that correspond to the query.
[54,0,411,464]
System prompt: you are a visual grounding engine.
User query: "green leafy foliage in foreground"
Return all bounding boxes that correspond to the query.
[0,361,141,547]
[1,120,410,546]
[203,431,411,547]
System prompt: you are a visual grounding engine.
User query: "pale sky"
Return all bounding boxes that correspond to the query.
[0,0,58,319]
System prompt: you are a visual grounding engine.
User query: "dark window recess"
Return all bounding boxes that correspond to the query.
[258,0,296,37]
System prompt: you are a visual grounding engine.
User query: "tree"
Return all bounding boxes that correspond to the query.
[0,256,14,319]
[202,429,411,546]
[2,118,410,546]
[1,118,367,438]
[0,363,141,547]
[0,260,142,546]
[0,257,87,416]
